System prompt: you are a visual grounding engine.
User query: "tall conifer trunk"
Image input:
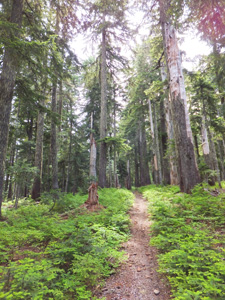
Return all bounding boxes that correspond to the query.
[65,100,73,193]
[89,113,97,181]
[51,84,59,189]
[99,28,107,188]
[126,160,131,190]
[153,101,162,184]
[161,65,178,185]
[50,6,59,190]
[148,100,161,184]
[159,0,200,192]
[139,123,151,186]
[160,99,170,184]
[31,96,45,200]
[0,0,24,216]
[208,130,221,187]
[218,140,225,180]
[134,142,140,187]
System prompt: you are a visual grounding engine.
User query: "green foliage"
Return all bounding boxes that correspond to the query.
[97,136,131,153]
[0,188,134,299]
[40,191,87,213]
[139,184,225,300]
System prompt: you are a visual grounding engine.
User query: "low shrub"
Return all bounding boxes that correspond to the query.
[140,184,225,300]
[0,188,134,299]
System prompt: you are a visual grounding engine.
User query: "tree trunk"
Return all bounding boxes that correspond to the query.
[0,0,24,217]
[14,185,20,209]
[51,83,59,189]
[153,101,162,184]
[31,97,45,200]
[50,4,60,191]
[108,147,112,187]
[89,113,97,181]
[194,135,200,162]
[99,28,108,188]
[113,97,118,187]
[90,138,97,179]
[201,115,215,185]
[7,142,16,199]
[161,19,200,192]
[160,67,171,184]
[134,143,140,187]
[113,146,118,187]
[139,123,151,186]
[218,140,225,180]
[125,160,131,190]
[148,100,162,184]
[86,183,99,206]
[208,130,221,187]
[65,137,72,193]
[58,80,63,132]
[162,70,179,185]
[65,98,73,192]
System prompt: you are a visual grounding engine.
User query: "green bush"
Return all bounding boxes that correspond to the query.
[140,184,225,300]
[0,188,134,299]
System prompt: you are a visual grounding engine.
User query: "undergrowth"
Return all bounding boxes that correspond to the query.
[0,188,134,300]
[139,183,225,300]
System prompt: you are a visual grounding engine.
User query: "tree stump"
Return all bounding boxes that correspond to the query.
[86,183,99,206]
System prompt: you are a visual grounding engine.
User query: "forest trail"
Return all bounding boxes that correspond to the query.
[96,192,171,300]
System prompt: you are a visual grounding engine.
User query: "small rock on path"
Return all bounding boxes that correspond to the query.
[95,192,171,300]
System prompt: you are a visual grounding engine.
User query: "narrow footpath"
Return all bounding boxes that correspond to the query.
[96,192,171,300]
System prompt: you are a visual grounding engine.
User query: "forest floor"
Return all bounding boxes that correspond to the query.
[96,192,171,300]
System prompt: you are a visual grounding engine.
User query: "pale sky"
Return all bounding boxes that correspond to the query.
[72,31,211,72]
[179,34,211,71]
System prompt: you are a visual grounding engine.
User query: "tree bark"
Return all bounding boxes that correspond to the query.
[108,147,112,187]
[161,18,200,192]
[148,99,162,184]
[194,135,200,162]
[164,87,179,185]
[218,140,225,180]
[31,100,45,200]
[208,130,221,187]
[153,101,162,184]
[89,113,97,181]
[58,80,63,132]
[113,97,118,187]
[125,160,131,190]
[99,28,107,188]
[201,115,215,185]
[7,141,16,199]
[134,136,140,187]
[65,100,73,193]
[51,83,59,189]
[160,67,171,184]
[86,183,99,206]
[0,0,24,216]
[139,123,151,186]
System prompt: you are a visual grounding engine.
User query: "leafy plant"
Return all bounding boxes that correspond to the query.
[0,188,134,299]
[139,184,225,300]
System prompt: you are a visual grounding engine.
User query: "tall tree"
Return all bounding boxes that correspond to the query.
[99,22,107,187]
[158,0,200,193]
[0,0,24,216]
[84,0,130,187]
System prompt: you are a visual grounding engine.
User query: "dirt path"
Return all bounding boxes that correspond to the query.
[96,192,171,300]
